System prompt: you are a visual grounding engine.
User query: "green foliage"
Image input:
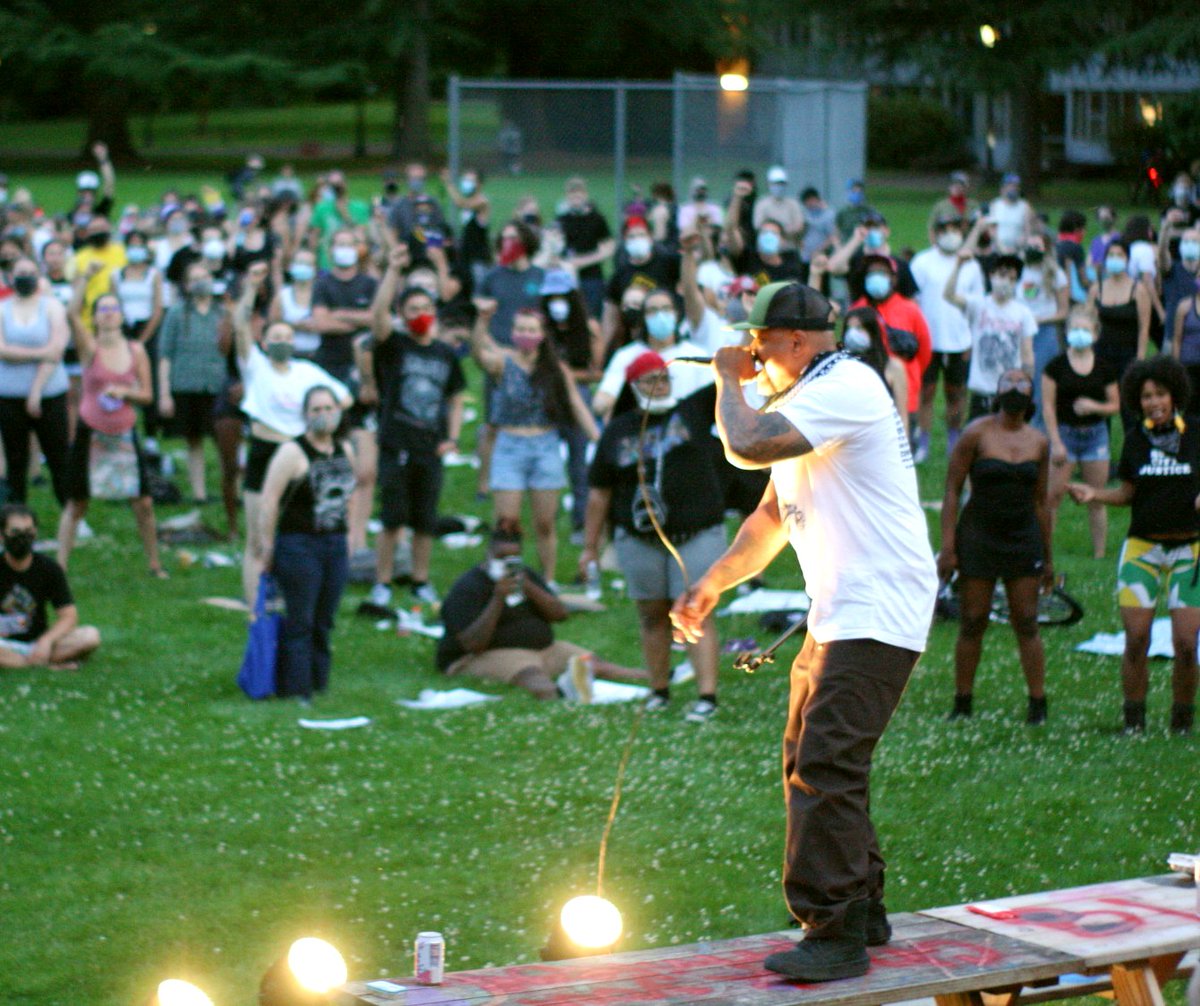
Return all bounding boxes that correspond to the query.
[867,93,973,172]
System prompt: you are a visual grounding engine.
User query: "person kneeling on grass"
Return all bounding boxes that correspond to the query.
[436,520,647,700]
[0,504,101,671]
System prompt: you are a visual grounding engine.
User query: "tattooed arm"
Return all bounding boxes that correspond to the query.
[712,346,812,470]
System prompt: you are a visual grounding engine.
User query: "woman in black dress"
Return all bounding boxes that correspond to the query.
[939,368,1053,723]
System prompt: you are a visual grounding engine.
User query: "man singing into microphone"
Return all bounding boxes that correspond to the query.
[670,281,937,981]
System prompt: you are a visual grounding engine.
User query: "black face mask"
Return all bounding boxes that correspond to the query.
[621,308,642,332]
[4,530,35,560]
[87,232,110,249]
[13,275,38,297]
[1025,249,1045,264]
[997,389,1032,416]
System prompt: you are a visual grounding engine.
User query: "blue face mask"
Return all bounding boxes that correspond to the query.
[1066,327,1094,350]
[459,177,477,196]
[125,246,149,264]
[864,272,892,300]
[645,311,676,342]
[864,229,884,250]
[1180,240,1200,262]
[843,327,871,354]
[290,263,315,283]
[847,190,864,206]
[757,231,781,256]
[1105,256,1127,275]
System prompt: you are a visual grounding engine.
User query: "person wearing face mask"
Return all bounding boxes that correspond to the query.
[472,302,597,585]
[1090,206,1120,269]
[310,170,369,271]
[72,216,127,331]
[987,173,1034,253]
[850,255,931,441]
[0,257,71,506]
[834,178,875,242]
[939,368,1052,725]
[602,217,680,352]
[155,207,194,307]
[1067,356,1200,735]
[1086,238,1151,430]
[54,292,165,577]
[839,308,907,418]
[158,261,233,516]
[1042,306,1119,559]
[540,270,601,541]
[230,202,278,276]
[1164,172,1198,227]
[1017,235,1070,426]
[386,162,448,253]
[112,231,164,442]
[798,188,839,266]
[945,250,1037,421]
[0,504,101,671]
[364,248,467,608]
[258,386,358,702]
[910,216,984,460]
[1170,229,1200,394]
[555,177,615,319]
[235,267,352,606]
[723,216,806,290]
[580,351,726,722]
[441,166,492,288]
[927,171,979,235]
[1162,221,1200,349]
[753,167,805,249]
[67,143,116,226]
[270,248,321,359]
[826,211,918,304]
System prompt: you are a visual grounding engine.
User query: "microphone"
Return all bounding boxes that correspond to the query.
[668,356,713,366]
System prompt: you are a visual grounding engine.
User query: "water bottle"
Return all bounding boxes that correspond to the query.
[585,561,602,602]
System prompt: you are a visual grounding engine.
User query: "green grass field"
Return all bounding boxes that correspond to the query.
[0,165,1194,1005]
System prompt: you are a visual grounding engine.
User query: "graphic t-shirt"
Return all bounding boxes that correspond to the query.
[373,334,466,453]
[605,253,680,305]
[1118,421,1200,541]
[437,565,555,671]
[768,354,937,651]
[962,295,1038,395]
[0,554,73,643]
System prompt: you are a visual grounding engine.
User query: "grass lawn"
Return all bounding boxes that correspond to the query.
[0,173,1194,1005]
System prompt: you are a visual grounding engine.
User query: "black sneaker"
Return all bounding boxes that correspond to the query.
[866,899,891,947]
[1026,695,1048,726]
[1123,700,1146,735]
[947,694,973,720]
[764,901,870,982]
[1170,703,1194,735]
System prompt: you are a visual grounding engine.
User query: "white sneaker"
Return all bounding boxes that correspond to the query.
[557,654,594,703]
[643,693,669,712]
[671,660,695,684]
[368,583,392,608]
[685,698,718,723]
[411,581,439,605]
[76,519,95,541]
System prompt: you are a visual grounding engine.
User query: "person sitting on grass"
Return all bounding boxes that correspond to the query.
[436,520,647,701]
[0,504,101,671]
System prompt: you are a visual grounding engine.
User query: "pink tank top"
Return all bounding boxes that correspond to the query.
[79,346,139,435]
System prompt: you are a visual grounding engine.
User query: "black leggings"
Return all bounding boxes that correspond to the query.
[0,393,71,505]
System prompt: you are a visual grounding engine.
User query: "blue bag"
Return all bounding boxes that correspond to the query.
[237,574,282,699]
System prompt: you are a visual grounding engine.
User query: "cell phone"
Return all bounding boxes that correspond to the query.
[503,556,523,577]
[366,979,406,993]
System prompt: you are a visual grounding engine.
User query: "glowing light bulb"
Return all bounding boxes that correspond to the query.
[560,895,623,949]
[979,24,998,48]
[719,73,749,92]
[156,979,214,1006]
[287,937,348,993]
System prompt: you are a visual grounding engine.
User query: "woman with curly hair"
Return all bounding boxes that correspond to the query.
[1069,355,1199,734]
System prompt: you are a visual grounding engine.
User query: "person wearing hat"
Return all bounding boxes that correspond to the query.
[910,215,985,459]
[927,171,979,236]
[754,167,805,249]
[581,350,727,722]
[556,177,615,320]
[71,215,127,332]
[944,245,1037,421]
[988,173,1034,254]
[670,280,937,980]
[68,142,115,231]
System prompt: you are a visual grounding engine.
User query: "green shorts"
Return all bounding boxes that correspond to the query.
[1116,536,1200,610]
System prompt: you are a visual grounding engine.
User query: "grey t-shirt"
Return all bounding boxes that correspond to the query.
[478,264,545,346]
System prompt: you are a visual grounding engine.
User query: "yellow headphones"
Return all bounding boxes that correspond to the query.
[1144,412,1186,433]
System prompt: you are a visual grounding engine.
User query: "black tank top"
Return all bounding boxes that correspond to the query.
[277,436,356,535]
[961,457,1039,531]
[1096,279,1139,357]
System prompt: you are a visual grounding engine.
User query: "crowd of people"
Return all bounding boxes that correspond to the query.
[1,144,1199,730]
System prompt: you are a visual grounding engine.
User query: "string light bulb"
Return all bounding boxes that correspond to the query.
[559,896,623,950]
[979,24,998,48]
[287,938,348,993]
[154,979,214,1006]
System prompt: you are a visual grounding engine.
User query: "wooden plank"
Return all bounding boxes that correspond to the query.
[344,915,1079,1006]
[1109,962,1164,1006]
[922,875,1200,968]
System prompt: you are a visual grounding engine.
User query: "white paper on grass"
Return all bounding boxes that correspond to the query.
[298,716,371,730]
[440,532,483,550]
[590,680,650,704]
[397,688,501,709]
[718,589,811,616]
[1075,617,1177,658]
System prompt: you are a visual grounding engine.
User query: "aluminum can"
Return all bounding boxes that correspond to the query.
[415,931,444,985]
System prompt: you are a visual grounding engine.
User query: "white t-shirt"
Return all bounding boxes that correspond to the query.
[1129,240,1158,283]
[770,354,937,651]
[987,197,1031,252]
[962,295,1038,395]
[239,346,351,436]
[909,247,984,353]
[1017,264,1068,324]
[598,338,714,403]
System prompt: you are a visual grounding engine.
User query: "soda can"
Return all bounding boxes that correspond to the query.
[415,931,444,985]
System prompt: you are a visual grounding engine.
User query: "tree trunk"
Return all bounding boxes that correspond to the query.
[81,84,139,163]
[1008,73,1044,195]
[392,0,431,161]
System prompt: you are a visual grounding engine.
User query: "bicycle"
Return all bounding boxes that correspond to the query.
[935,574,1084,627]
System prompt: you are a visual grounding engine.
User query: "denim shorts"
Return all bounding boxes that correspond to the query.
[489,430,567,492]
[1059,422,1109,463]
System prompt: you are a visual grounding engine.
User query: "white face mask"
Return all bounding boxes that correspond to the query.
[202,238,226,261]
[632,387,676,414]
[332,245,358,269]
[991,277,1015,300]
[625,236,651,260]
[937,231,963,253]
[547,298,570,323]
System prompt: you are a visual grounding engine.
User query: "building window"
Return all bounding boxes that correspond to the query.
[1071,91,1108,143]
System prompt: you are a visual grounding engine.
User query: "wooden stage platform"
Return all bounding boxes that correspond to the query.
[344,874,1199,1006]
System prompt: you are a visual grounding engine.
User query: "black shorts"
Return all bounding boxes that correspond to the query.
[65,422,151,502]
[173,391,217,439]
[212,375,245,422]
[243,436,282,493]
[922,351,969,389]
[378,445,443,534]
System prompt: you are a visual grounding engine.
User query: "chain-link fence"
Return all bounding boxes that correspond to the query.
[447,74,865,225]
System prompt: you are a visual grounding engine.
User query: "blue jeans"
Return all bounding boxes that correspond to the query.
[561,383,594,529]
[1031,322,1061,429]
[273,533,349,698]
